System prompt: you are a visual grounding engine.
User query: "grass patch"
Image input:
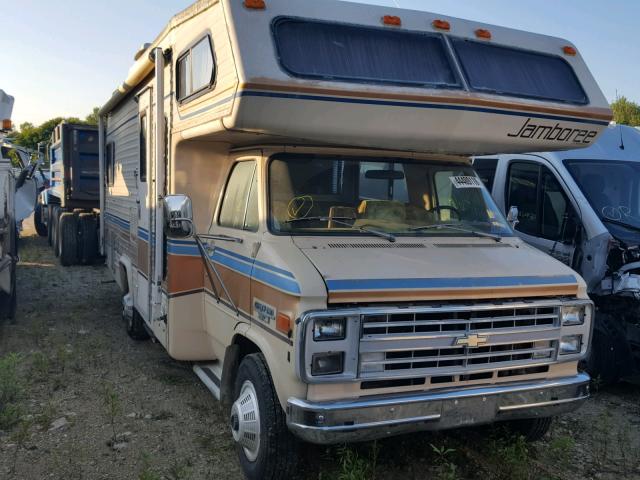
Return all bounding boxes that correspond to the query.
[0,353,24,430]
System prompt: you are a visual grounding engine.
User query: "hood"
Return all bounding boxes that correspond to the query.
[293,237,582,304]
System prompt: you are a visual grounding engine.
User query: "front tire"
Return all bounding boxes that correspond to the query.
[231,353,298,480]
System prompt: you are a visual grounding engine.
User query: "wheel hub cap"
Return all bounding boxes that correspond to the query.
[230,380,261,462]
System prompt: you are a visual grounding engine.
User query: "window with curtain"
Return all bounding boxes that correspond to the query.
[176,36,215,102]
[452,39,588,104]
[273,18,460,88]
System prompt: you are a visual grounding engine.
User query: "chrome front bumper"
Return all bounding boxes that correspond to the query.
[286,374,590,444]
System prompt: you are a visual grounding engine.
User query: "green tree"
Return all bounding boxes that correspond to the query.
[84,106,100,126]
[611,96,640,126]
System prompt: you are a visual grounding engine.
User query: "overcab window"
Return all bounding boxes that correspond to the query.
[177,35,215,102]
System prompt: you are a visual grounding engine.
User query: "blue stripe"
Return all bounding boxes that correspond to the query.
[326,275,577,291]
[252,265,301,295]
[239,90,609,127]
[104,212,129,230]
[217,247,295,279]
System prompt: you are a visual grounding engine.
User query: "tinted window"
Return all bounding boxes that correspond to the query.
[139,114,147,182]
[274,18,460,88]
[508,162,539,235]
[219,161,258,231]
[473,158,498,191]
[452,39,587,104]
[508,162,575,241]
[177,36,215,101]
[106,143,115,187]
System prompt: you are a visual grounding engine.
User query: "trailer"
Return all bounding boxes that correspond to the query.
[98,1,610,478]
[38,122,100,266]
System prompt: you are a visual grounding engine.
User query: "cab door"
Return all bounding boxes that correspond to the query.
[505,158,581,266]
[202,156,261,356]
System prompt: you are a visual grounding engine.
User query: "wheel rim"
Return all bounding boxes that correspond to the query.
[230,380,261,462]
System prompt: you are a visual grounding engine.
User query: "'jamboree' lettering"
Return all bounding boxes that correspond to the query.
[507,118,598,144]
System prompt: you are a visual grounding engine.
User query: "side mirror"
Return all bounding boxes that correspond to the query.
[507,206,519,229]
[163,194,194,238]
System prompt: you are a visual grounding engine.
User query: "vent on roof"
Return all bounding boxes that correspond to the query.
[327,243,426,249]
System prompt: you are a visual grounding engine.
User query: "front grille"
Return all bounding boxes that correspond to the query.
[359,302,561,380]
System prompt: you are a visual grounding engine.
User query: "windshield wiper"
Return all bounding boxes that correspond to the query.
[409,223,502,242]
[600,217,640,234]
[284,216,396,242]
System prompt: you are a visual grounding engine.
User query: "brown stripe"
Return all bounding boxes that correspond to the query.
[328,285,579,304]
[241,82,613,122]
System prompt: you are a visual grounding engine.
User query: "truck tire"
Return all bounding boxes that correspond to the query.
[77,213,98,264]
[47,205,54,246]
[0,223,17,323]
[34,203,47,237]
[504,417,553,442]
[59,213,78,266]
[51,206,60,256]
[231,353,298,480]
[126,308,150,341]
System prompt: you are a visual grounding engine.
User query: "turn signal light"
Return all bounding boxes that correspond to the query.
[475,29,492,40]
[1,119,11,130]
[382,15,402,26]
[432,19,451,31]
[563,46,577,56]
[276,312,291,335]
[243,0,265,9]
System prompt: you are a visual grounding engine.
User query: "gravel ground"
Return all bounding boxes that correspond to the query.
[0,218,639,480]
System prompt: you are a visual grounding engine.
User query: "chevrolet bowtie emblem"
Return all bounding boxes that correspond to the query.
[455,334,489,348]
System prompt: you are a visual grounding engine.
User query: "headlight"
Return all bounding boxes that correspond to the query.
[560,335,582,355]
[561,305,585,326]
[311,352,344,375]
[313,317,346,341]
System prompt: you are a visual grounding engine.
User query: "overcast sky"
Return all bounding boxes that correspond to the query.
[3,0,639,126]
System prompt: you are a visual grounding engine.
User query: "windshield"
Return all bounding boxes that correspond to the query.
[269,155,512,238]
[565,159,640,232]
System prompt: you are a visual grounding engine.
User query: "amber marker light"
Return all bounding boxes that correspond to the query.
[1,120,11,130]
[276,312,292,336]
[432,19,451,31]
[382,15,402,27]
[563,45,577,56]
[243,0,265,10]
[475,29,492,40]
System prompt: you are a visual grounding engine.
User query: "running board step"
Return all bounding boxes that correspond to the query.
[193,362,222,401]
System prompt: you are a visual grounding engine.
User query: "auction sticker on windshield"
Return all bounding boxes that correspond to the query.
[450,176,483,188]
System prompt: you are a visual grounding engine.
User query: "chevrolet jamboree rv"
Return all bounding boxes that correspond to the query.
[37,122,100,266]
[98,1,611,478]
[475,125,640,384]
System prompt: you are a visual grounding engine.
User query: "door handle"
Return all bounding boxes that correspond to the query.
[199,234,243,244]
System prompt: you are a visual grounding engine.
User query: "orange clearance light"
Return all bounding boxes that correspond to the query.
[432,19,451,31]
[382,15,402,27]
[475,29,492,40]
[563,45,577,56]
[1,119,11,130]
[243,0,265,10]
[276,313,292,335]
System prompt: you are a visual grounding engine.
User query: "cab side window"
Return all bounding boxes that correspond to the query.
[219,161,259,232]
[473,158,498,191]
[507,162,575,242]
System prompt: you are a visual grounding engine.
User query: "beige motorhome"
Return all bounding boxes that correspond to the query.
[98,1,612,478]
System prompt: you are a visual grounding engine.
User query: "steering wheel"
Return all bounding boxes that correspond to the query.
[429,205,461,219]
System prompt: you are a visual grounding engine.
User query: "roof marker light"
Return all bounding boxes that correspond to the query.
[432,19,451,31]
[1,120,11,130]
[243,0,265,10]
[382,15,402,27]
[475,29,492,40]
[563,46,577,56]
